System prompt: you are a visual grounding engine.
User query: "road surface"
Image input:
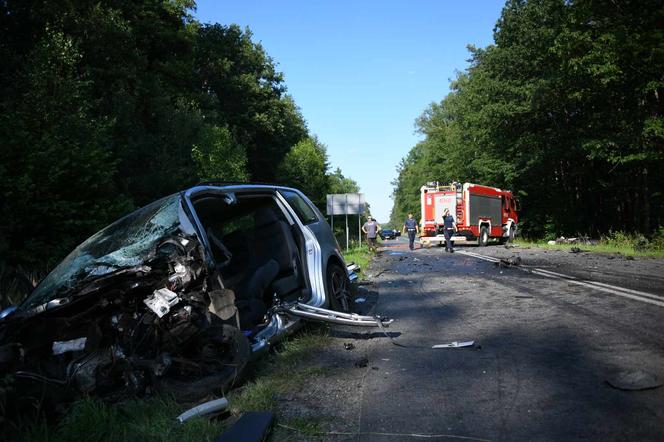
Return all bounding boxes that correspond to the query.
[349,237,664,441]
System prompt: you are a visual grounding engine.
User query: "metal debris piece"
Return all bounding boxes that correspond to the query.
[52,337,87,355]
[432,341,475,349]
[144,287,179,318]
[606,370,662,391]
[176,397,229,423]
[354,357,369,368]
[497,256,522,267]
[355,297,367,304]
[344,343,355,351]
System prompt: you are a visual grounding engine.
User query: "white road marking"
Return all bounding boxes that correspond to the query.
[456,250,664,308]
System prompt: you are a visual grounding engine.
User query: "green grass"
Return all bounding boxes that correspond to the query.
[342,245,373,279]
[227,327,331,414]
[17,397,226,442]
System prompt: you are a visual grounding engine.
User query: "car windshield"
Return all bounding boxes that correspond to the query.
[20,195,184,311]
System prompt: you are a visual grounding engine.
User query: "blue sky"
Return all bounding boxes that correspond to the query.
[194,0,506,223]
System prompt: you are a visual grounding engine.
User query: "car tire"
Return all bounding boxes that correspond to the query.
[326,262,354,313]
[478,226,489,247]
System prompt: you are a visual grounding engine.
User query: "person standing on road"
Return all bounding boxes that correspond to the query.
[362,217,381,252]
[402,213,419,250]
[442,208,457,253]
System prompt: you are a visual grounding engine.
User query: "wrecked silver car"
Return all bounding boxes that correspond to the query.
[0,184,389,408]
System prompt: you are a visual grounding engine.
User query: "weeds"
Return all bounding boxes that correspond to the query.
[17,397,225,442]
[342,246,372,280]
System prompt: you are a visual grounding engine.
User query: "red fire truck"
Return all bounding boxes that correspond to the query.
[420,182,519,246]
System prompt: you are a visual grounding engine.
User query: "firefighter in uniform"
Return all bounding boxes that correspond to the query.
[402,213,419,250]
[442,208,457,252]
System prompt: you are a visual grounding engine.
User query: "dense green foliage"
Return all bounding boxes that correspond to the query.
[390,0,664,238]
[0,1,358,273]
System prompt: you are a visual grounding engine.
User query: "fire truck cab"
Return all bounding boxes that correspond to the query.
[420,182,519,246]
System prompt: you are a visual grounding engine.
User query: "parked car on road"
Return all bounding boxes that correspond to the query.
[379,229,397,240]
[0,183,390,410]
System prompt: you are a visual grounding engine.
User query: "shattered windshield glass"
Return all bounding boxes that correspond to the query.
[20,195,186,311]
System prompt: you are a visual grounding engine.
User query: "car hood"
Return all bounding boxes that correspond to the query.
[17,194,200,315]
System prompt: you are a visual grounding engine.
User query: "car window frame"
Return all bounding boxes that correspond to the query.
[279,190,320,225]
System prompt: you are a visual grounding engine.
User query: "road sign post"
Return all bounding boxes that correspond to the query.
[326,193,366,251]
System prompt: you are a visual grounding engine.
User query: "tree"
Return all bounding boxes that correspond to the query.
[277,137,330,210]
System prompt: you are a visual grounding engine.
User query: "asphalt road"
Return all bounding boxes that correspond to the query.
[353,237,664,442]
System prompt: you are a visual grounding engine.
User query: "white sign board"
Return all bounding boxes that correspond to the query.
[326,193,365,215]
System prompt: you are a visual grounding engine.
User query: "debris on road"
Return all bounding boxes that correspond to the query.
[355,297,367,303]
[606,370,663,391]
[432,341,475,349]
[176,397,229,423]
[570,247,583,253]
[344,343,355,351]
[496,256,522,267]
[354,357,369,368]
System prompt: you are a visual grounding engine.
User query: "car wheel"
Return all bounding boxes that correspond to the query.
[326,262,354,313]
[478,226,489,247]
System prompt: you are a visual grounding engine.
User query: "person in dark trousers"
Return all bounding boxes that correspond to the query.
[362,217,381,252]
[442,208,457,252]
[402,213,419,250]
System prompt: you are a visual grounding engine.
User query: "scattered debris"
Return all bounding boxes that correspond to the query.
[570,247,583,254]
[354,357,369,368]
[52,337,87,355]
[547,240,556,245]
[343,342,355,351]
[496,256,522,267]
[355,297,367,304]
[432,341,475,349]
[176,397,229,423]
[216,411,275,442]
[606,370,662,391]
[389,251,405,256]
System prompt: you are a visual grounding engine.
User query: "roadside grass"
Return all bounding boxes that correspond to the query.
[228,326,332,415]
[516,230,664,258]
[18,396,225,442]
[342,245,373,280]
[13,325,334,442]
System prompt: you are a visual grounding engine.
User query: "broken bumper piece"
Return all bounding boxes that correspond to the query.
[282,303,393,327]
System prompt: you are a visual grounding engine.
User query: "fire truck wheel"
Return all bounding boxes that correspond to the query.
[508,226,515,243]
[479,226,489,247]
